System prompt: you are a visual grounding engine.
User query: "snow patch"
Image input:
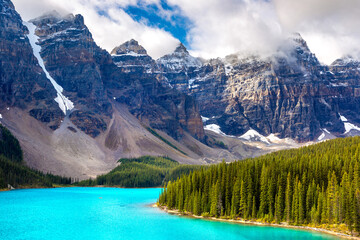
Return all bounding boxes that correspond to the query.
[318,132,325,141]
[240,128,270,144]
[266,134,282,142]
[224,63,233,76]
[320,98,331,109]
[339,114,348,122]
[339,114,360,134]
[204,124,225,135]
[201,116,209,123]
[111,51,147,57]
[317,128,332,141]
[331,83,348,87]
[24,21,74,115]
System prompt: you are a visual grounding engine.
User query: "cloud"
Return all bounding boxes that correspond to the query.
[166,0,285,59]
[12,0,360,64]
[273,0,360,64]
[167,0,360,64]
[12,0,179,59]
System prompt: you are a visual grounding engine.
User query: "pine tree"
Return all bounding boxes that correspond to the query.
[231,177,240,217]
[239,180,247,218]
[210,181,219,217]
[259,165,268,217]
[275,184,284,223]
[354,189,360,233]
[285,172,292,223]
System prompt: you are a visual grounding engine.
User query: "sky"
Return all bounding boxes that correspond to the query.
[12,0,360,64]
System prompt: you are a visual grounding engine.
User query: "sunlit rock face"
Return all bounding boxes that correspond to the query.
[24,11,204,141]
[159,35,360,142]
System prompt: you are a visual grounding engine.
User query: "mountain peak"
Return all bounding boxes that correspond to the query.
[331,55,360,67]
[111,39,148,55]
[174,43,189,54]
[289,32,310,50]
[30,10,62,22]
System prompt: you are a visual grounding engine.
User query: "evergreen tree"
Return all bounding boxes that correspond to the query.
[158,136,360,234]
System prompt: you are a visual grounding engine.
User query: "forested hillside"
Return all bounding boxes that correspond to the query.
[158,137,360,235]
[0,125,71,188]
[76,156,203,188]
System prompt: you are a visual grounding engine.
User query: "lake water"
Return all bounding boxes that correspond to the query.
[0,187,340,240]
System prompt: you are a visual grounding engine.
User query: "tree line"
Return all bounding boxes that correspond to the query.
[158,137,360,235]
[76,156,203,188]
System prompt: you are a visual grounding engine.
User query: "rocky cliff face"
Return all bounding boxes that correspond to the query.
[26,11,204,141]
[107,39,205,140]
[160,35,360,142]
[157,43,203,93]
[0,2,211,179]
[0,0,62,127]
[111,39,158,74]
[29,11,112,137]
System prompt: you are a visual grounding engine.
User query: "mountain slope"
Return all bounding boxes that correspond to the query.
[0,124,71,188]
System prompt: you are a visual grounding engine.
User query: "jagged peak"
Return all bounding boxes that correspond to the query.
[331,55,360,66]
[111,39,148,55]
[30,10,62,22]
[288,32,310,50]
[30,11,84,25]
[290,32,303,41]
[174,43,189,54]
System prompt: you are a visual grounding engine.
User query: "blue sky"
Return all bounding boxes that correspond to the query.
[123,1,192,47]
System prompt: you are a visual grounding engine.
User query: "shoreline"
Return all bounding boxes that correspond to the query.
[156,204,359,240]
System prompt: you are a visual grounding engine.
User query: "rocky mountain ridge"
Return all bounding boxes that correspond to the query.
[1,2,261,179]
[154,34,360,142]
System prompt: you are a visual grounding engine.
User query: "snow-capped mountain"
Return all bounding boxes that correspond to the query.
[157,43,202,72]
[111,39,158,74]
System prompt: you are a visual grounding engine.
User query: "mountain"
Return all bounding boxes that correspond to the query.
[0,1,264,179]
[0,0,62,126]
[157,43,203,93]
[161,34,360,142]
[3,0,360,180]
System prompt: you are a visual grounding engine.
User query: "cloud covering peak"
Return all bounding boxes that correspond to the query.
[12,0,360,64]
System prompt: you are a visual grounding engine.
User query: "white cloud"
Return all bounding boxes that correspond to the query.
[273,0,360,64]
[167,0,284,59]
[12,0,179,59]
[12,0,360,64]
[167,0,360,64]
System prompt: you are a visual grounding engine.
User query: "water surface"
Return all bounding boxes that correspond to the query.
[0,187,340,240]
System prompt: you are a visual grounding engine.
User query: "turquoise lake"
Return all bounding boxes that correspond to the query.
[0,187,341,240]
